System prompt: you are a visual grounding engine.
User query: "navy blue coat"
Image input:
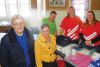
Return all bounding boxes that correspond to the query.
[0,28,36,67]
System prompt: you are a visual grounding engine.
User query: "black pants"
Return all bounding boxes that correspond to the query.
[42,61,58,67]
[72,39,80,45]
[85,45,100,53]
[65,62,74,67]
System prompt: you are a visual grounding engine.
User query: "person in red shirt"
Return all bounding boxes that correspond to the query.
[81,11,100,53]
[60,6,82,44]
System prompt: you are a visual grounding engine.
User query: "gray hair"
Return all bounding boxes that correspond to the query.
[11,15,24,24]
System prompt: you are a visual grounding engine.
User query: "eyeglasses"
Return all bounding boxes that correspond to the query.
[13,23,24,26]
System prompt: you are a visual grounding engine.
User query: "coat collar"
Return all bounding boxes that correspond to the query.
[7,27,30,43]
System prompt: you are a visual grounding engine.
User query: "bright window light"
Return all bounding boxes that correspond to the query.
[71,0,89,21]
[20,4,31,17]
[0,0,5,4]
[0,5,6,17]
[0,0,30,17]
[8,0,17,4]
[20,0,29,4]
[9,5,18,17]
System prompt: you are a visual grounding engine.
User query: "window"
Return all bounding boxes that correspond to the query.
[0,0,6,17]
[71,0,89,21]
[0,0,30,18]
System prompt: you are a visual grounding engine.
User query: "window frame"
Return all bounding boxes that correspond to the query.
[0,0,31,18]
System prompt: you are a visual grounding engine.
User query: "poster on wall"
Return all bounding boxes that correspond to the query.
[49,0,65,7]
[91,0,100,10]
[46,0,69,10]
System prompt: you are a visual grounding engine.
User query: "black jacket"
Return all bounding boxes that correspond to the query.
[91,36,100,44]
[0,28,36,67]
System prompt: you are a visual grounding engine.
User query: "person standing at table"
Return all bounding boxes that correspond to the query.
[60,6,82,44]
[35,24,58,67]
[81,11,100,53]
[42,11,57,35]
[0,15,36,67]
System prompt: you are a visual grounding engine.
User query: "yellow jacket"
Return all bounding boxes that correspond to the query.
[35,33,57,67]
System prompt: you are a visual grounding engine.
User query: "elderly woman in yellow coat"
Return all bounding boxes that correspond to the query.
[35,24,58,67]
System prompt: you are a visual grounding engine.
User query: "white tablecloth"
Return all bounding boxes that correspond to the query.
[0,33,6,42]
[57,44,100,66]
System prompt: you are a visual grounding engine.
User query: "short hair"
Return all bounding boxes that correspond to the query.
[11,15,24,24]
[41,24,50,29]
[50,11,57,15]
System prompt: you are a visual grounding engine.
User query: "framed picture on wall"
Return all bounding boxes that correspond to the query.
[49,0,65,7]
[91,0,100,10]
[46,0,69,10]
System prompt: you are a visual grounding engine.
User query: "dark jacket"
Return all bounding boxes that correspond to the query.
[0,28,36,67]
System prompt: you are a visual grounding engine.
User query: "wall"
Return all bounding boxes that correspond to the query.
[0,0,100,32]
[94,10,100,21]
[26,10,100,32]
[0,0,99,32]
[25,10,100,32]
[25,0,68,31]
[89,0,100,21]
[23,0,100,32]
[25,10,67,32]
[45,10,100,31]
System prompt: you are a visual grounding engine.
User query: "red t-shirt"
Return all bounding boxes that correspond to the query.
[81,22,100,46]
[60,16,82,40]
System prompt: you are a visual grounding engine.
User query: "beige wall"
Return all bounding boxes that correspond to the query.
[25,0,100,32]
[25,10,100,32]
[26,9,100,32]
[93,10,100,21]
[44,10,100,32]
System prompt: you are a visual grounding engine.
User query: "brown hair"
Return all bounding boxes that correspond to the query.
[67,6,75,17]
[85,11,98,25]
[50,11,57,15]
[41,24,50,29]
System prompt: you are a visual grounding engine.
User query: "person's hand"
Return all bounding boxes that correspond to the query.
[85,40,92,46]
[57,55,63,60]
[56,32,61,36]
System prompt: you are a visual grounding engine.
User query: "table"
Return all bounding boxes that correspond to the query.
[33,34,38,40]
[57,44,100,67]
[0,33,6,42]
